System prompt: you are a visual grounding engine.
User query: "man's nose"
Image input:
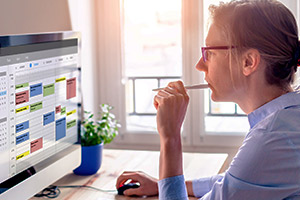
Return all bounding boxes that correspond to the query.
[195,57,207,72]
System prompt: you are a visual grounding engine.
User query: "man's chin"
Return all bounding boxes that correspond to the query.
[211,96,222,102]
[211,93,234,103]
[210,92,227,102]
[210,92,219,102]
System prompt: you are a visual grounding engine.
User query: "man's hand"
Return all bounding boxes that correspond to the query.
[153,80,189,142]
[116,171,158,196]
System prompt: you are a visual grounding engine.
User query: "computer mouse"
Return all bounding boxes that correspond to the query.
[117,183,140,195]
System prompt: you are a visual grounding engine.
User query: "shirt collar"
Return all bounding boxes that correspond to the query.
[248,89,300,129]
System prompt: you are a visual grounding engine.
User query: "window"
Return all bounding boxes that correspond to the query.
[121,0,248,146]
[96,0,300,149]
[123,0,182,132]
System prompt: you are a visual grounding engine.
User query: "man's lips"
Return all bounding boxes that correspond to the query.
[204,79,211,87]
[205,81,212,90]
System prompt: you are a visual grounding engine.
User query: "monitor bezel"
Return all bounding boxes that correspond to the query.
[0,31,82,199]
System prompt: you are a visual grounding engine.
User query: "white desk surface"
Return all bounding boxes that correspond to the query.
[30,149,228,200]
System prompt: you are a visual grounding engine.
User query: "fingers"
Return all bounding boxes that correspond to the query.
[162,86,176,94]
[116,173,131,188]
[167,80,186,94]
[123,188,143,196]
[167,81,189,102]
[153,81,189,107]
[156,81,185,95]
[155,81,188,99]
[115,172,141,188]
[153,87,171,110]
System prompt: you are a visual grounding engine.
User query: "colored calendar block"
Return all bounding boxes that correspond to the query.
[15,90,29,105]
[16,120,29,133]
[16,132,29,145]
[56,105,61,114]
[30,83,43,97]
[31,137,43,153]
[43,111,55,126]
[56,117,66,141]
[66,78,76,99]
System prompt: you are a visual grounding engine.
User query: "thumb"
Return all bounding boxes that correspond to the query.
[123,188,141,196]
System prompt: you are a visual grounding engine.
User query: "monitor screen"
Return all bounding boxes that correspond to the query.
[0,32,81,196]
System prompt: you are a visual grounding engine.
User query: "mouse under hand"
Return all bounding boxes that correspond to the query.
[117,183,140,195]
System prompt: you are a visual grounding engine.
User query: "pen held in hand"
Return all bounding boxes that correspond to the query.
[152,84,209,91]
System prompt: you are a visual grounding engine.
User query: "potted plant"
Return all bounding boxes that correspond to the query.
[73,104,120,175]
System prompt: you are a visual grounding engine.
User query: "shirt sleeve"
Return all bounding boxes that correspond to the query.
[198,128,300,200]
[192,174,224,198]
[158,175,188,200]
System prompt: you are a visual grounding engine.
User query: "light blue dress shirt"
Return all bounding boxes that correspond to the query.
[158,90,300,200]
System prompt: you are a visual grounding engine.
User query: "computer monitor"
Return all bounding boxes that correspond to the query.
[0,31,82,199]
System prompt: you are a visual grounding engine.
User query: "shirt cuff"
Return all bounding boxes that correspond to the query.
[158,175,188,200]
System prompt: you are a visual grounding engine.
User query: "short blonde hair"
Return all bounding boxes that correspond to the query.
[209,0,299,88]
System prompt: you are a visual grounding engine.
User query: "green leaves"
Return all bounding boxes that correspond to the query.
[81,104,121,146]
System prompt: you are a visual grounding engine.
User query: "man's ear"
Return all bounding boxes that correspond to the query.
[242,49,260,76]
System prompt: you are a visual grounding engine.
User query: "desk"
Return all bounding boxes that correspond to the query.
[31,149,228,200]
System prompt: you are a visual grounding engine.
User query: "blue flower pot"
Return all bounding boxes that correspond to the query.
[73,143,103,175]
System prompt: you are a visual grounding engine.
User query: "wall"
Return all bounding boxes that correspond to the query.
[0,0,71,35]
[0,0,98,114]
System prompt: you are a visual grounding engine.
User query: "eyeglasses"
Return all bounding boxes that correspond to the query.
[201,46,236,63]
